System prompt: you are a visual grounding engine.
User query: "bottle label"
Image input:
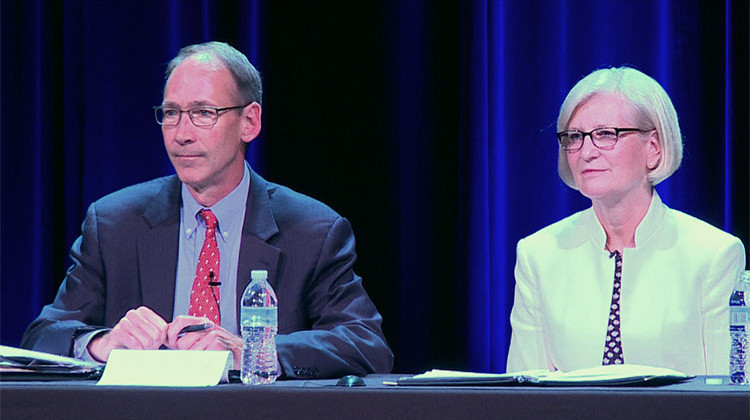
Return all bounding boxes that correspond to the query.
[240,307,278,327]
[730,307,750,325]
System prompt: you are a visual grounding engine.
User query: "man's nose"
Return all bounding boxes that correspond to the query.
[172,112,195,144]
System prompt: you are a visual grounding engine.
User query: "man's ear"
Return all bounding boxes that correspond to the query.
[241,102,262,145]
[646,130,661,170]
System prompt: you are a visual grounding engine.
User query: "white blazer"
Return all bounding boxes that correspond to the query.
[507,191,746,375]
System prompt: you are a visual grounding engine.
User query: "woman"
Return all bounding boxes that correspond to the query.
[506,67,746,375]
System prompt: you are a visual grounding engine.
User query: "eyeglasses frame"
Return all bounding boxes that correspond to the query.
[556,127,654,152]
[153,103,252,127]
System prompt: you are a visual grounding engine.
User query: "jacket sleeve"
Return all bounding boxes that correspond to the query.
[275,216,394,379]
[701,237,746,374]
[506,238,554,372]
[20,203,108,356]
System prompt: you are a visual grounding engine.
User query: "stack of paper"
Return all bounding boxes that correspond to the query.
[0,345,102,381]
[392,364,693,387]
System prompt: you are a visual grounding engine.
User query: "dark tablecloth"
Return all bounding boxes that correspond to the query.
[1,374,748,419]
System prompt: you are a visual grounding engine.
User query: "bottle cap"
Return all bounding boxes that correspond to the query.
[251,270,268,281]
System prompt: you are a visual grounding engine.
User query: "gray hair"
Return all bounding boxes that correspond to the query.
[556,66,682,188]
[164,41,262,105]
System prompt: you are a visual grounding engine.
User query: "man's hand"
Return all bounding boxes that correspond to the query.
[167,315,243,369]
[88,306,168,362]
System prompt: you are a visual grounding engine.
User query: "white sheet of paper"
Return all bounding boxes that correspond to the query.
[97,349,232,387]
[411,364,689,382]
[0,345,100,368]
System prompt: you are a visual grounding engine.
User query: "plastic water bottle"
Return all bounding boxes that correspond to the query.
[730,270,750,385]
[240,270,279,385]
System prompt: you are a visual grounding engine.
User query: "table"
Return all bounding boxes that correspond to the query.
[2,374,748,419]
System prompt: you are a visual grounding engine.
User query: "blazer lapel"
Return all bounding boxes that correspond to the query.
[138,176,181,321]
[235,169,281,323]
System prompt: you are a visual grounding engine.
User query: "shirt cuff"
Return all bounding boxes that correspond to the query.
[73,329,109,363]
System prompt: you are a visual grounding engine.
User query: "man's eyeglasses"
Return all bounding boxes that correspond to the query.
[153,104,251,127]
[556,127,653,152]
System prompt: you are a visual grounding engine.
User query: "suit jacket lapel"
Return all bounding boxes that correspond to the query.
[138,176,181,320]
[236,168,281,323]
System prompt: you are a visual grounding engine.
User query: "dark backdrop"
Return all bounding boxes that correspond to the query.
[2,0,748,374]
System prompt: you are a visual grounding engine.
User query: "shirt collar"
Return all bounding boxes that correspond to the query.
[633,189,666,246]
[181,163,251,242]
[583,189,666,250]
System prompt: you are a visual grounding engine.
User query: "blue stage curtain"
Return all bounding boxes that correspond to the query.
[458,0,748,373]
[2,0,747,374]
[0,0,265,351]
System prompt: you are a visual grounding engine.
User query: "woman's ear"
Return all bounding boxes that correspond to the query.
[646,130,661,170]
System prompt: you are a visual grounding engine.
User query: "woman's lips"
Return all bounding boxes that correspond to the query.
[581,168,606,176]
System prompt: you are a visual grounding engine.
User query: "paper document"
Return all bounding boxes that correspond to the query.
[393,364,693,387]
[0,345,103,381]
[97,349,232,387]
[1,345,100,369]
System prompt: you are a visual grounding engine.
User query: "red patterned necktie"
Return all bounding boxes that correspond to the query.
[188,209,221,324]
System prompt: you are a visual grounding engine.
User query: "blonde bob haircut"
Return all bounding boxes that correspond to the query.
[556,66,683,189]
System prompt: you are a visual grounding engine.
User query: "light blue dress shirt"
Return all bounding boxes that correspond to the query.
[173,163,250,335]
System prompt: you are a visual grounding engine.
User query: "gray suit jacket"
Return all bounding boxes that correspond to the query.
[21,168,393,379]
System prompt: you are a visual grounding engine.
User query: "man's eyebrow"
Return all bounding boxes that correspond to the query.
[188,100,216,107]
[161,100,217,108]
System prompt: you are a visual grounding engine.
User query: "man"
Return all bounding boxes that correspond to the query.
[21,41,393,379]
